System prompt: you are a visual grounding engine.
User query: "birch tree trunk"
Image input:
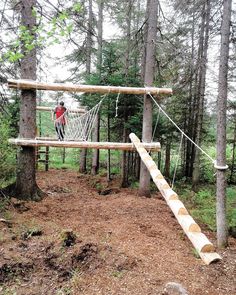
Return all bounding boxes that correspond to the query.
[216,0,232,248]
[139,0,158,197]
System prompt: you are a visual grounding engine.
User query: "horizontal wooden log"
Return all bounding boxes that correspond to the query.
[129,132,221,264]
[8,138,161,152]
[37,106,86,113]
[8,79,173,96]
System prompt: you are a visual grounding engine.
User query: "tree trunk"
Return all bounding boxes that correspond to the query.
[91,113,100,175]
[229,119,236,183]
[185,15,195,178]
[139,0,158,197]
[216,0,232,248]
[192,0,211,191]
[164,141,171,180]
[121,122,129,187]
[80,0,93,173]
[107,98,111,181]
[91,0,103,175]
[96,0,103,76]
[14,0,43,201]
[121,0,132,188]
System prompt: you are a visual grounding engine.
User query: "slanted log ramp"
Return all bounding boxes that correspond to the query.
[129,133,221,265]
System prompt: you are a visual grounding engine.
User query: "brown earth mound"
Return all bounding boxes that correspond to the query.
[0,169,235,294]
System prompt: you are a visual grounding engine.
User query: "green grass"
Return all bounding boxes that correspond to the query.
[176,183,236,231]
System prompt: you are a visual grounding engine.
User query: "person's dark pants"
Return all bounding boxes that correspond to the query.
[55,122,65,141]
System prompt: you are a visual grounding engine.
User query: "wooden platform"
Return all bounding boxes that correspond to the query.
[9,138,161,152]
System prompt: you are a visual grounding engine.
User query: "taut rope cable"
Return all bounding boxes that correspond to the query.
[148,92,228,170]
[151,107,161,143]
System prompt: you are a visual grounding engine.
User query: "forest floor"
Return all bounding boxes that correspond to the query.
[0,169,236,295]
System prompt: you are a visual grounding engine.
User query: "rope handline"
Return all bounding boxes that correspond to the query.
[151,107,161,143]
[115,91,121,117]
[171,133,183,189]
[148,92,228,170]
[148,93,214,162]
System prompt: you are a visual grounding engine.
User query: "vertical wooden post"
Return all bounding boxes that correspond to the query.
[45,146,49,171]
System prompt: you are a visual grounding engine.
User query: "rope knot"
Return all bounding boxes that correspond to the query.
[213,160,229,170]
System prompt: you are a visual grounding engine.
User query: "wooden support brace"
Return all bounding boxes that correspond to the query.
[8,79,173,96]
[129,132,221,265]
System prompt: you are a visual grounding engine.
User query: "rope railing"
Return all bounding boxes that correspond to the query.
[148,92,228,171]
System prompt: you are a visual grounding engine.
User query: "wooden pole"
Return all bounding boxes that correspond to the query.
[129,132,221,265]
[8,138,161,152]
[8,79,173,96]
[45,146,49,171]
[36,106,86,114]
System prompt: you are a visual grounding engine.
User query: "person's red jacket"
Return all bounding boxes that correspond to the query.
[55,106,67,125]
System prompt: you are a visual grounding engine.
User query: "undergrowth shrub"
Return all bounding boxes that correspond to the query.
[0,114,16,187]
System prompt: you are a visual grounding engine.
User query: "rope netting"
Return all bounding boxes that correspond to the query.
[64,99,103,141]
[36,96,105,141]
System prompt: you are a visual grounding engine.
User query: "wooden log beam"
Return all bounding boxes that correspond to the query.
[8,138,161,152]
[8,79,173,96]
[37,106,86,114]
[129,132,221,265]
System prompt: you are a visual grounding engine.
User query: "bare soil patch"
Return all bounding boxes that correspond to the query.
[0,169,235,294]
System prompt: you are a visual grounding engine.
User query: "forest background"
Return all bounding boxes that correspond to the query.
[0,0,236,239]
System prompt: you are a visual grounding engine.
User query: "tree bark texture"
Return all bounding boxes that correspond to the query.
[192,0,210,191]
[14,0,43,201]
[229,119,236,183]
[216,0,232,248]
[121,0,132,188]
[91,113,100,175]
[164,141,171,180]
[139,0,158,197]
[80,0,93,173]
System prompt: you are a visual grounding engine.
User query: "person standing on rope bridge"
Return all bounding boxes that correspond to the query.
[52,101,67,141]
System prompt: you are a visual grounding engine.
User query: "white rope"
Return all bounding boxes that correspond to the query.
[171,133,183,189]
[64,95,105,141]
[148,92,228,171]
[115,92,121,117]
[151,107,161,142]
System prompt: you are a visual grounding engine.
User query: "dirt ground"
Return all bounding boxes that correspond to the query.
[0,169,236,295]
